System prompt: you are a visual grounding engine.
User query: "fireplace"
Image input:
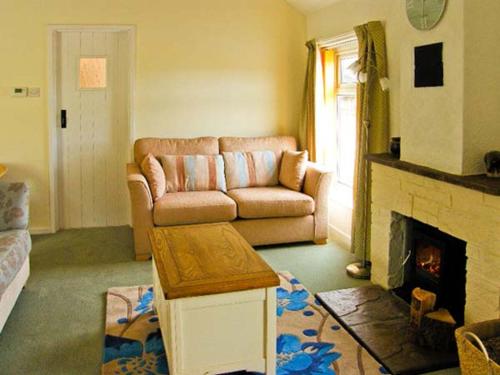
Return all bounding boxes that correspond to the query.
[392,217,467,326]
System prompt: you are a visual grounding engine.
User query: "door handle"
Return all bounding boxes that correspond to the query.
[61,109,67,129]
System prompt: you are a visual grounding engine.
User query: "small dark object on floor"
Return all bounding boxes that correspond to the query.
[316,285,458,375]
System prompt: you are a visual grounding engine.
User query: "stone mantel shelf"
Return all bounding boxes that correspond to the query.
[366,153,500,196]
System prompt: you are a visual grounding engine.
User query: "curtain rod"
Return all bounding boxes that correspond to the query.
[317,31,357,49]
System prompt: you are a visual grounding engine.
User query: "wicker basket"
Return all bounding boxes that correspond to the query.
[455,319,500,375]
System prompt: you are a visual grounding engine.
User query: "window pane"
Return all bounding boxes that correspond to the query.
[336,95,356,186]
[79,58,106,89]
[340,56,357,84]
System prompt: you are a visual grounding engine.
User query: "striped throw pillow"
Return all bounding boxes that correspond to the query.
[160,155,227,193]
[223,151,280,190]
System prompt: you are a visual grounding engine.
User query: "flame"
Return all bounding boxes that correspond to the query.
[416,245,442,278]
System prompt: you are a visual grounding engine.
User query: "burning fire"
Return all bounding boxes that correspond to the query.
[416,245,442,277]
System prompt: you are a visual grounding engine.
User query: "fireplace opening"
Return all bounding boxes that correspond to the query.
[392,218,467,326]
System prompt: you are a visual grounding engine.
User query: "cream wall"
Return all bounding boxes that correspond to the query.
[0,0,306,231]
[401,0,500,175]
[399,0,465,175]
[463,0,500,174]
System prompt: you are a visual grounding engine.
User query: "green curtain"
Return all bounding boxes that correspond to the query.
[351,21,390,260]
[300,39,317,162]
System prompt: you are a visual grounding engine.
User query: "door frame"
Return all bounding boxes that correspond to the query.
[47,25,136,232]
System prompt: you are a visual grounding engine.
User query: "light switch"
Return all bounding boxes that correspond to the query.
[28,87,40,97]
[11,87,28,97]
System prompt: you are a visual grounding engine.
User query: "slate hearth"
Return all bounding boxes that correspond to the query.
[316,286,458,375]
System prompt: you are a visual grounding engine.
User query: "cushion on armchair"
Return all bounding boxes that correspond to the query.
[0,182,29,231]
[279,150,308,192]
[223,151,280,190]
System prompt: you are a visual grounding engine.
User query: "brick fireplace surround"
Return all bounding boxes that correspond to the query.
[368,156,500,324]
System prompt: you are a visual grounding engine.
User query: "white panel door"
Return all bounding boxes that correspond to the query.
[58,31,130,228]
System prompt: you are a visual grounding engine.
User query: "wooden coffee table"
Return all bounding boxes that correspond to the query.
[150,222,279,375]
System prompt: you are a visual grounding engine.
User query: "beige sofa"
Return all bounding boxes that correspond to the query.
[127,136,332,260]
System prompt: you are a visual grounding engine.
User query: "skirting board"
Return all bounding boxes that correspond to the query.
[29,227,53,235]
[30,224,132,235]
[328,224,351,251]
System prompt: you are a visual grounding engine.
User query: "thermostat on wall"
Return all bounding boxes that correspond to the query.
[11,87,28,97]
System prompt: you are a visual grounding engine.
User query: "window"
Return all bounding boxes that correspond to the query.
[334,52,357,187]
[320,43,357,188]
[316,39,357,210]
[339,56,358,85]
[79,57,107,89]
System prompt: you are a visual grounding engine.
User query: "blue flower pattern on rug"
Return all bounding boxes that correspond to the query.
[103,329,168,375]
[135,287,154,315]
[103,335,142,363]
[103,286,167,374]
[103,329,167,374]
[276,287,309,317]
[103,275,387,374]
[276,334,341,375]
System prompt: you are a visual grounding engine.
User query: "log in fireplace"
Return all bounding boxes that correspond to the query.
[393,218,467,326]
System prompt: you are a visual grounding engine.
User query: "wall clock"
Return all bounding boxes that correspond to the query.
[406,0,447,30]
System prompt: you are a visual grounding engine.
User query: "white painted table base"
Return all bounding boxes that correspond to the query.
[153,260,277,375]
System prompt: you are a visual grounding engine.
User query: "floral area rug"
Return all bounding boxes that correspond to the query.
[102,272,388,374]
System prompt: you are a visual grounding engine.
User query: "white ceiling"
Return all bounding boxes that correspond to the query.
[285,0,342,14]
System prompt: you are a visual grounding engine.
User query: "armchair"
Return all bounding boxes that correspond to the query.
[0,182,30,332]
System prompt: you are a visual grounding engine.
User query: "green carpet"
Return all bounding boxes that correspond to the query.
[0,227,459,375]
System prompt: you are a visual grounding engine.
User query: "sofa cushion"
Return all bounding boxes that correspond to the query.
[223,151,279,190]
[160,155,227,193]
[0,230,31,298]
[153,191,236,226]
[134,137,219,164]
[279,150,308,192]
[140,153,166,201]
[228,186,314,219]
[219,136,297,155]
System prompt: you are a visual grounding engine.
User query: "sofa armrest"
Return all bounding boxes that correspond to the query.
[127,163,154,260]
[0,182,29,231]
[127,164,149,190]
[303,162,333,243]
